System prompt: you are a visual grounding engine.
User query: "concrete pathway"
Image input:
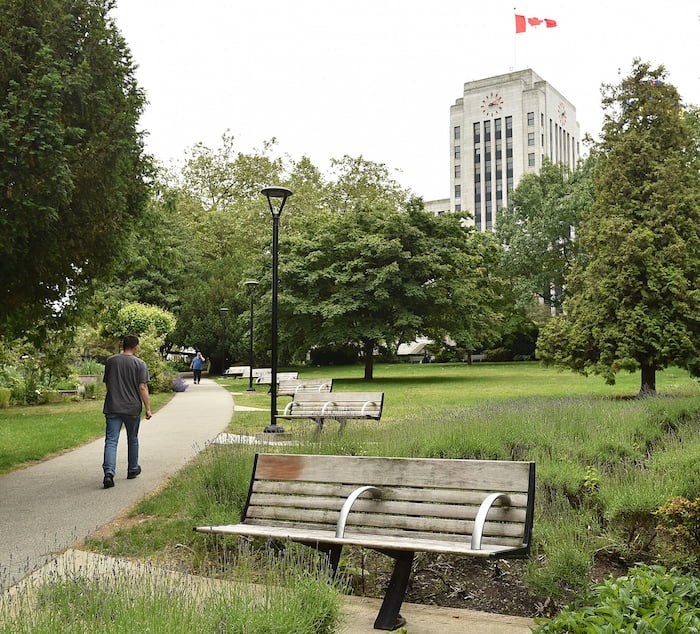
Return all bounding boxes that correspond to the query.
[0,377,233,590]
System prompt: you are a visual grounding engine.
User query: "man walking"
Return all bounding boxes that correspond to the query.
[102,335,152,489]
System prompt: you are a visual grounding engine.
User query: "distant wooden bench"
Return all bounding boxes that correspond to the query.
[277,391,383,434]
[255,371,299,385]
[195,453,536,631]
[223,365,251,378]
[277,378,333,396]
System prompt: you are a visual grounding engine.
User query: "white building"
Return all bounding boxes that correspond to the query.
[442,68,580,230]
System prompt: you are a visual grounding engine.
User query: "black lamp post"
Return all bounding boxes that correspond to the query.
[219,307,229,375]
[244,280,259,392]
[261,186,293,433]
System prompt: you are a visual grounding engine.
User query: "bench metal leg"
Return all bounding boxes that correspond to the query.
[313,417,324,437]
[373,550,414,631]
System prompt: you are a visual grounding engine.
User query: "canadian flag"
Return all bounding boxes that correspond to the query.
[515,15,557,33]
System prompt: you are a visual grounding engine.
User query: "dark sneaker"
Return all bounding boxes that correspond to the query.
[103,474,114,489]
[127,466,142,479]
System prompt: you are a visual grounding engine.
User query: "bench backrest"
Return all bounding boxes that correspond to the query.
[277,378,333,396]
[242,453,535,551]
[224,365,251,377]
[252,368,272,378]
[256,371,299,385]
[284,391,383,420]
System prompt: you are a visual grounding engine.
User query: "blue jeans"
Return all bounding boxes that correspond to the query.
[103,414,140,476]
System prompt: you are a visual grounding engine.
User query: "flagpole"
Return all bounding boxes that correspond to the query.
[513,7,518,70]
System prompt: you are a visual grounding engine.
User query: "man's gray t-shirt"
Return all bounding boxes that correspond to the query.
[103,353,150,416]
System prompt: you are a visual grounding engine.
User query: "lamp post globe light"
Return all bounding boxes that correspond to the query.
[244,280,259,392]
[261,186,293,433]
[219,307,229,375]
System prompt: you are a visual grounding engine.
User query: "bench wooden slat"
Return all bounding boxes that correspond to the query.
[248,493,528,523]
[255,454,530,492]
[277,378,333,396]
[253,480,530,507]
[194,524,526,557]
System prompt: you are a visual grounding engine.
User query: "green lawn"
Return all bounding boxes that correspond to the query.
[0,392,174,474]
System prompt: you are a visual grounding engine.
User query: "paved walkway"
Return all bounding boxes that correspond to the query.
[0,378,534,632]
[0,377,233,590]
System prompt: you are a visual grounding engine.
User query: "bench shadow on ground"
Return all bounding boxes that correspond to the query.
[335,375,472,386]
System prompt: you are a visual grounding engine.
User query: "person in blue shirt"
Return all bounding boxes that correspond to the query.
[190,351,206,384]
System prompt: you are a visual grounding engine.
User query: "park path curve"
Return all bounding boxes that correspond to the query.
[0,377,233,590]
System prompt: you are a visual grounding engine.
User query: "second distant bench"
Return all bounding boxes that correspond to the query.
[276,391,384,434]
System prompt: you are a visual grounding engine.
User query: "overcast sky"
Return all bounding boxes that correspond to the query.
[112,0,700,201]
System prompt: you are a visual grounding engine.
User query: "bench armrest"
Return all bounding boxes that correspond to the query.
[336,486,382,538]
[471,492,510,550]
[282,401,294,415]
[360,400,377,416]
[320,400,335,416]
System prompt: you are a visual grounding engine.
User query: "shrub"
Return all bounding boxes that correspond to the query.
[533,564,700,632]
[0,387,10,408]
[654,496,700,571]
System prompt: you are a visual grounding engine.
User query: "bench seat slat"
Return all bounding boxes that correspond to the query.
[194,524,526,556]
[239,520,528,548]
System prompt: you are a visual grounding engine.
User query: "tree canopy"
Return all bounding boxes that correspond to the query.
[0,0,149,336]
[537,60,700,395]
[497,157,595,314]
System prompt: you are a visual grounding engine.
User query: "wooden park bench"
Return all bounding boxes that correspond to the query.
[277,377,333,396]
[195,453,536,631]
[223,365,251,378]
[255,370,299,385]
[277,391,383,434]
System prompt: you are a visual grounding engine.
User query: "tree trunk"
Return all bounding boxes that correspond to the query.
[639,362,656,397]
[363,339,374,381]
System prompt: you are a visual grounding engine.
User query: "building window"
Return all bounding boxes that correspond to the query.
[455,203,461,212]
[541,112,545,126]
[454,125,461,140]
[483,120,491,142]
[505,116,513,136]
[495,118,502,140]
[455,184,461,198]
[454,164,461,179]
[454,145,461,160]
[528,132,535,146]
[528,152,535,167]
[527,111,534,126]
[541,133,545,146]
[473,122,480,144]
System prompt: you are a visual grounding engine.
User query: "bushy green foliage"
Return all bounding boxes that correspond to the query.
[533,564,700,632]
[0,0,149,336]
[655,497,700,571]
[103,302,176,339]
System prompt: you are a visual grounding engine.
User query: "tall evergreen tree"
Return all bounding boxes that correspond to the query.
[0,0,149,335]
[537,60,700,395]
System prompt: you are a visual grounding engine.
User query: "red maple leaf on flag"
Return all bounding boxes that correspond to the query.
[515,15,558,33]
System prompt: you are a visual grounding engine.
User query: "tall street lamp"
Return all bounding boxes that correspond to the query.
[219,307,229,375]
[261,185,293,433]
[244,280,259,393]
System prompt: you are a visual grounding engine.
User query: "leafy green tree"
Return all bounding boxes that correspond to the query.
[102,302,175,341]
[281,200,500,380]
[0,0,149,335]
[537,61,700,395]
[497,157,594,314]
